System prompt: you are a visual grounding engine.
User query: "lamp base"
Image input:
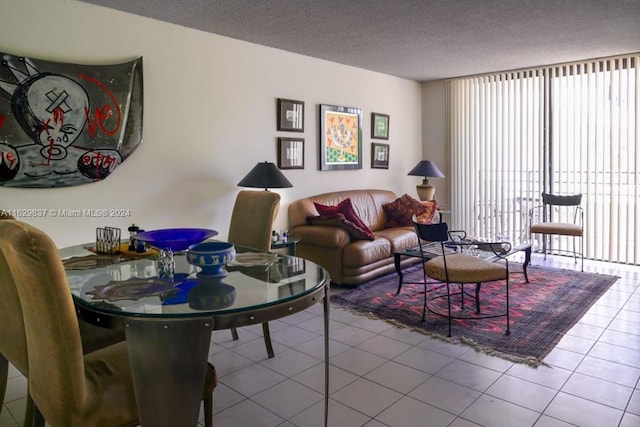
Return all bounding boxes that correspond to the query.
[416,184,436,201]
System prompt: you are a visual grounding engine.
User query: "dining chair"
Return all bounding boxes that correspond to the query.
[529,193,584,271]
[227,190,281,358]
[413,221,510,337]
[0,212,125,424]
[0,219,217,427]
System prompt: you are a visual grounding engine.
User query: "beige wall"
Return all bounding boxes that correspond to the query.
[421,80,448,209]
[0,0,423,247]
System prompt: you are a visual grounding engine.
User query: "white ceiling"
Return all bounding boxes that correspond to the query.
[80,0,640,82]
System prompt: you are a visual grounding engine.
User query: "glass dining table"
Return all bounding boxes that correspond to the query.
[60,242,330,427]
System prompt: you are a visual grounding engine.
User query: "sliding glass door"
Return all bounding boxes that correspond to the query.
[447,54,639,265]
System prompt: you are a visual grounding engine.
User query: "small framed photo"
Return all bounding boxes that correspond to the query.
[277,137,304,169]
[371,142,390,169]
[277,98,305,132]
[371,112,390,140]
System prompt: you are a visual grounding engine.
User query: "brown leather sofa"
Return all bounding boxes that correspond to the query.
[288,189,431,286]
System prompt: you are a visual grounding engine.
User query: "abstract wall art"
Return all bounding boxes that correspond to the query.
[319,104,362,171]
[0,52,143,187]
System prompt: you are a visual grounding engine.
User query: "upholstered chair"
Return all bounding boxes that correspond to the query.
[0,212,124,424]
[413,221,510,337]
[227,190,281,358]
[0,219,216,427]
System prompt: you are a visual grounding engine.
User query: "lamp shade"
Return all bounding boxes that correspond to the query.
[407,160,445,179]
[238,161,293,190]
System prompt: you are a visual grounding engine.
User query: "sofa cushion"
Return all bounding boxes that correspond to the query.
[342,238,391,267]
[382,194,426,227]
[308,213,375,241]
[313,198,375,239]
[374,227,419,252]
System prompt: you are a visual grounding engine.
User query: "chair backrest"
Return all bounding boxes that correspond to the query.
[414,221,449,243]
[542,193,582,207]
[541,193,583,223]
[0,220,88,423]
[228,190,281,251]
[413,221,453,283]
[0,216,28,377]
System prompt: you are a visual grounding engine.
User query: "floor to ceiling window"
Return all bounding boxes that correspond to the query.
[446,53,639,265]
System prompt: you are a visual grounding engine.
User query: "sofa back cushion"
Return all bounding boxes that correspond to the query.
[288,189,398,231]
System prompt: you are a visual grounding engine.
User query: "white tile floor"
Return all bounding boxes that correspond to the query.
[2,254,639,427]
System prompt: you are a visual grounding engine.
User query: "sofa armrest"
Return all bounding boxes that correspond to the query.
[289,225,351,249]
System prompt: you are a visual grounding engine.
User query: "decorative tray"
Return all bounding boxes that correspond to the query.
[63,254,122,270]
[87,278,178,301]
[87,243,159,258]
[227,252,278,267]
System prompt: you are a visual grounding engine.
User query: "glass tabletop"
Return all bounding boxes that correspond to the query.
[397,236,531,260]
[60,242,328,319]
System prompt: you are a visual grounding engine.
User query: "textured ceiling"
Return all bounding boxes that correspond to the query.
[79,0,640,82]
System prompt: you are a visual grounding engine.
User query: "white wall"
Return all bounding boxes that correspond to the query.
[0,0,423,247]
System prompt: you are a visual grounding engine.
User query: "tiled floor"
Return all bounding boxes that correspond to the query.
[2,254,639,427]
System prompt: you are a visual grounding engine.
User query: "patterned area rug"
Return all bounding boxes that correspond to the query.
[331,264,619,366]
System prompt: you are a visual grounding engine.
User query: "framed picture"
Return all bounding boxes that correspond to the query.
[277,137,304,169]
[319,104,363,171]
[277,98,304,132]
[371,112,390,140]
[371,142,390,169]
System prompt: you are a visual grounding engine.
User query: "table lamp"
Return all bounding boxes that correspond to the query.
[238,161,293,190]
[408,160,444,201]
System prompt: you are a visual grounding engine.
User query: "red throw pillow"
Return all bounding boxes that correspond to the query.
[313,198,374,238]
[382,194,426,227]
[307,213,375,241]
[416,200,439,224]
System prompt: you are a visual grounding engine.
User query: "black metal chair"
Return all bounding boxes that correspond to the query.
[413,221,511,337]
[529,193,584,271]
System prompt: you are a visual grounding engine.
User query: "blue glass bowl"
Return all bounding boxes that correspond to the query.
[134,228,218,252]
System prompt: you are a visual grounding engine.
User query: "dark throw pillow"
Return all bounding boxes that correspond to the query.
[307,213,375,241]
[313,198,374,239]
[382,193,426,228]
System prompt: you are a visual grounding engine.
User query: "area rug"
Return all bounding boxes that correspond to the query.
[331,264,619,366]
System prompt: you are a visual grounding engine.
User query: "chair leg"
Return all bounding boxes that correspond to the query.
[580,235,584,272]
[0,357,44,427]
[505,277,511,336]
[446,282,452,337]
[0,354,7,417]
[231,324,275,358]
[421,276,427,322]
[262,322,275,359]
[203,392,213,427]
[24,394,45,427]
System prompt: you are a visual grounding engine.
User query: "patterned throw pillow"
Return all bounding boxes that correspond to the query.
[307,213,375,241]
[382,193,426,227]
[313,198,374,239]
[416,200,439,224]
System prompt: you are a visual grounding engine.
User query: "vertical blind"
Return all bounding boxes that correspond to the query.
[446,53,639,265]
